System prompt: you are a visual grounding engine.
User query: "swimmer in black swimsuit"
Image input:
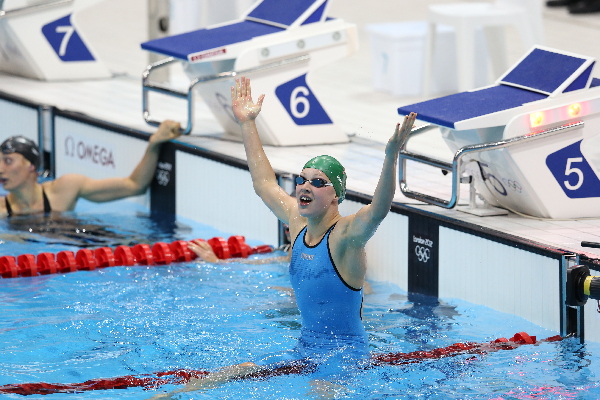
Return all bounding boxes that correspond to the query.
[0,121,181,217]
[4,187,51,216]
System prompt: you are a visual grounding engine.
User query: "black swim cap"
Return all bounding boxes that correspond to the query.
[0,136,41,169]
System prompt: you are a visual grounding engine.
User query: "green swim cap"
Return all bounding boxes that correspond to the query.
[303,155,346,204]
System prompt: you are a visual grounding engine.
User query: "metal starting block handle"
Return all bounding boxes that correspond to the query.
[142,57,193,134]
[398,121,584,208]
[142,54,310,135]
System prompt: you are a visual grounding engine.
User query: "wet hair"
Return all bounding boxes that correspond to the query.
[0,136,41,169]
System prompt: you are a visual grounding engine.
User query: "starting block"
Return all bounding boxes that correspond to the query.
[0,0,112,80]
[0,0,168,80]
[141,0,358,146]
[397,46,600,219]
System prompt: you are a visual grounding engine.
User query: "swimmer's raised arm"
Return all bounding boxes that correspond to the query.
[343,113,416,245]
[46,120,181,209]
[232,77,296,224]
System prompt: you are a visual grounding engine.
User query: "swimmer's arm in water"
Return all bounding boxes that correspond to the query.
[45,120,181,209]
[231,77,297,225]
[188,239,290,265]
[148,362,263,399]
[341,113,417,245]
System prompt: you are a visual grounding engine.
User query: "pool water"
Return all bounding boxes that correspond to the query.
[0,199,211,253]
[1,203,600,399]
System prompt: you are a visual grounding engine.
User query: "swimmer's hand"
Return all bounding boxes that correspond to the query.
[150,120,182,146]
[147,392,174,400]
[231,76,265,123]
[386,112,417,157]
[188,239,219,263]
[148,363,261,398]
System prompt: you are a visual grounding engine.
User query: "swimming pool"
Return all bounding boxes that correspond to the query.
[1,204,600,400]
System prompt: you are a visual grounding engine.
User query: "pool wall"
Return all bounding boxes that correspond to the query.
[54,115,151,208]
[3,90,600,343]
[0,94,40,156]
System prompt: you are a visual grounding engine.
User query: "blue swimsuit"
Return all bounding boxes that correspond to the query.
[288,223,368,360]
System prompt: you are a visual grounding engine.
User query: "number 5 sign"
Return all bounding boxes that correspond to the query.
[546,140,600,198]
[275,74,333,126]
[42,15,95,62]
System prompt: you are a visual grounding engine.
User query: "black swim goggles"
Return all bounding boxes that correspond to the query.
[295,176,333,188]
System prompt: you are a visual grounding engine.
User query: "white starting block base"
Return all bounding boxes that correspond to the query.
[142,0,358,146]
[184,59,350,147]
[0,0,169,80]
[457,205,510,217]
[398,46,600,219]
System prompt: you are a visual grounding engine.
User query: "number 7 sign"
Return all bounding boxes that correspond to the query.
[42,15,95,62]
[546,140,600,198]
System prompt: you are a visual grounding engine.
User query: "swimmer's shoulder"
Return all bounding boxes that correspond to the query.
[0,195,7,216]
[42,176,83,211]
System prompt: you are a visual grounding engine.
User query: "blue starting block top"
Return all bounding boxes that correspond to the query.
[142,21,284,60]
[398,47,597,129]
[247,0,326,27]
[141,0,329,61]
[398,86,548,129]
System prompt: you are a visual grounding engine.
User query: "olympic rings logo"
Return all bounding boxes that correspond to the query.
[156,170,170,186]
[502,178,522,193]
[415,245,430,263]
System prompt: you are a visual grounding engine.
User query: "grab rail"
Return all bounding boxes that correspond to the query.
[398,121,585,208]
[0,0,72,18]
[142,54,311,135]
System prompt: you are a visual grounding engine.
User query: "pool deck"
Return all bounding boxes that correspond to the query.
[1,0,600,262]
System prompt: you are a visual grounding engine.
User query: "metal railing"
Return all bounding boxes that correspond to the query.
[398,120,585,208]
[142,54,310,135]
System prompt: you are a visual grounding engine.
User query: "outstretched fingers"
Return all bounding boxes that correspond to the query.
[231,77,252,100]
[401,112,417,133]
[230,76,265,123]
[387,112,417,155]
[240,76,246,98]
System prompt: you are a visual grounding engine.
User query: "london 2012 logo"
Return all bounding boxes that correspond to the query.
[413,235,433,263]
[546,140,600,198]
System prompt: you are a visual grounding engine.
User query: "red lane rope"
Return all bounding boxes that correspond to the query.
[0,332,563,396]
[0,369,208,396]
[0,236,274,279]
[371,332,562,366]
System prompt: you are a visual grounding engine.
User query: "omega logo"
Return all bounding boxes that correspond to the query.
[64,136,115,168]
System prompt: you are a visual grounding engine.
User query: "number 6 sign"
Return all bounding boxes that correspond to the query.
[275,74,333,126]
[546,140,600,198]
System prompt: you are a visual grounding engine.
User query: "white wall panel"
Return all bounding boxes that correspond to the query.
[584,268,600,343]
[176,151,278,245]
[439,227,560,332]
[54,117,149,208]
[340,200,409,290]
[0,99,38,143]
